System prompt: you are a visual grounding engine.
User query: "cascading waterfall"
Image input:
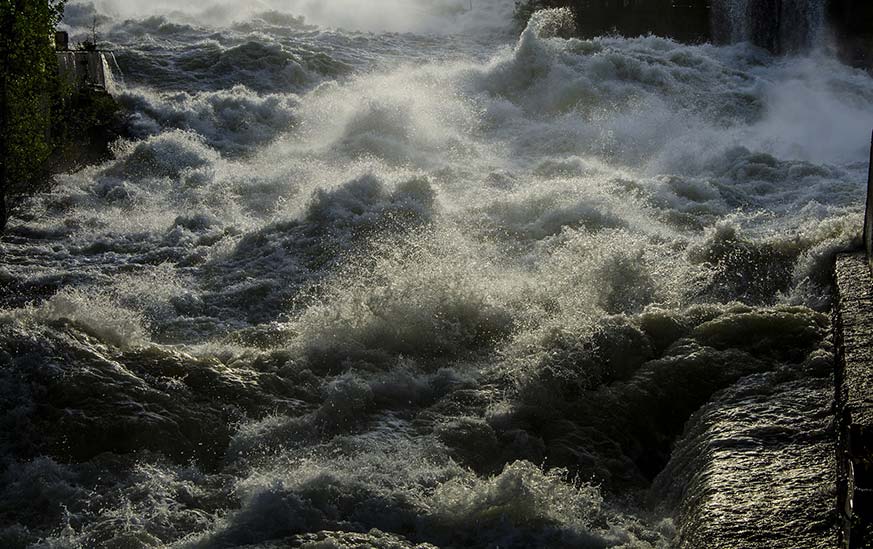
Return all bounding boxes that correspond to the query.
[101,51,124,93]
[711,0,826,52]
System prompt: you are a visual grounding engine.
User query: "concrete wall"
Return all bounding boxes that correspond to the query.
[57,51,108,91]
[834,124,873,549]
[834,254,873,548]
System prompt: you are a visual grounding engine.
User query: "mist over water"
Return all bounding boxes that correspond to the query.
[1,1,871,547]
[69,0,514,34]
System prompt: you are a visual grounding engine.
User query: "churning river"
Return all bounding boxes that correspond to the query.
[2,1,873,547]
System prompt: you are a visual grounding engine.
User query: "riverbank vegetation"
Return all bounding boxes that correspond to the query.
[0,0,122,231]
[0,0,65,229]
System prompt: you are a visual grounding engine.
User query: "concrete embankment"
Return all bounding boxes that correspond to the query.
[833,132,873,548]
[835,253,873,547]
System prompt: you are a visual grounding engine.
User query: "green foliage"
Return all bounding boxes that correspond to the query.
[0,0,65,212]
[51,87,120,167]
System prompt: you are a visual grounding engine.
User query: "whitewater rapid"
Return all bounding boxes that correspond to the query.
[1,2,871,547]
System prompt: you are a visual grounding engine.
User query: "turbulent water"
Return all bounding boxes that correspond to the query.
[711,0,827,51]
[1,1,872,547]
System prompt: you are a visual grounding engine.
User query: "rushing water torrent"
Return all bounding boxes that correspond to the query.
[711,0,826,52]
[1,1,872,547]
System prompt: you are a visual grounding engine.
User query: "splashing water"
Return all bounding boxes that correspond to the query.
[711,0,827,51]
[0,1,870,547]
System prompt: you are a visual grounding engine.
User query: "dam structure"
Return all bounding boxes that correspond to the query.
[54,31,114,93]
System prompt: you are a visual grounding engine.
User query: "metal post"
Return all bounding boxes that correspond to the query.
[864,130,873,270]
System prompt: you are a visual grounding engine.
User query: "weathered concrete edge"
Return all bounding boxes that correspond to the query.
[834,252,873,547]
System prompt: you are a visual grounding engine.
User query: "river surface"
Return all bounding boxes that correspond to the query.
[1,1,872,547]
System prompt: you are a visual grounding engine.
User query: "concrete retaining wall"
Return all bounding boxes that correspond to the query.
[834,253,873,547]
[57,51,109,92]
[834,129,873,548]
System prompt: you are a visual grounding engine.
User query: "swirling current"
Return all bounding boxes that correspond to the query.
[2,1,872,547]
